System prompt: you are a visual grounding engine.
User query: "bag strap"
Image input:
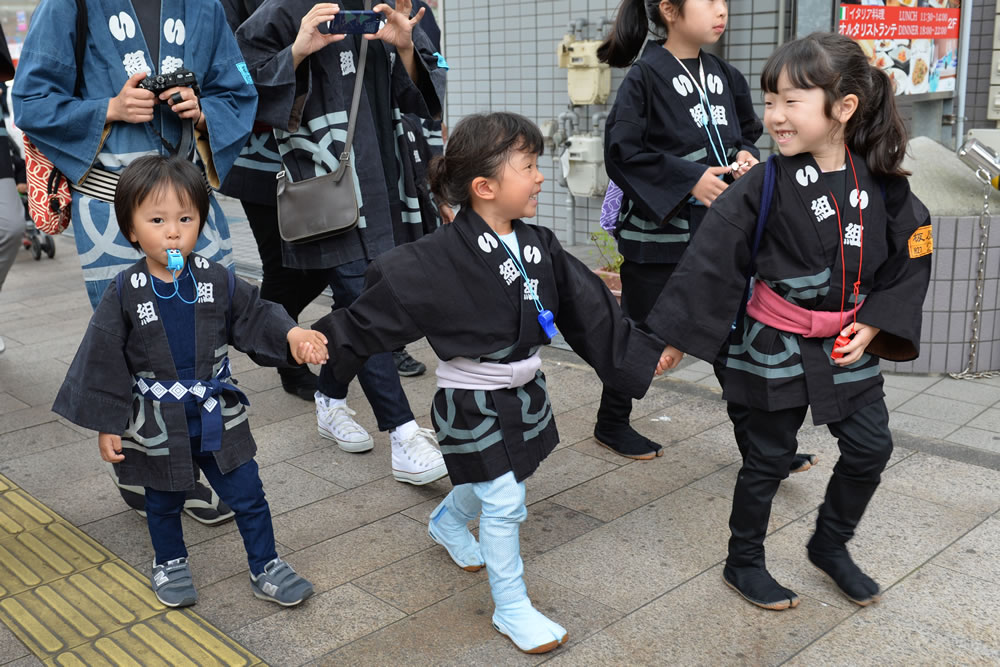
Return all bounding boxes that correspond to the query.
[732,154,776,331]
[73,0,87,96]
[333,0,371,178]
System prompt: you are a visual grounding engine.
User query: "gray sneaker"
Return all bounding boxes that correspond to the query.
[250,557,314,606]
[150,557,197,607]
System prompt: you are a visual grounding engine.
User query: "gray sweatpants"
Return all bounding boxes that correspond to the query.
[0,178,22,291]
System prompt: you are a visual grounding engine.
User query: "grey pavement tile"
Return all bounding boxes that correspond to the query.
[190,569,290,634]
[887,411,959,440]
[894,393,987,426]
[945,426,1000,453]
[231,583,406,666]
[923,376,1000,406]
[546,367,605,415]
[666,367,713,384]
[553,436,737,523]
[252,412,330,469]
[524,448,618,504]
[787,565,1000,665]
[257,461,346,517]
[352,545,488,614]
[551,404,601,451]
[880,452,1000,515]
[532,486,786,614]
[0,421,90,465]
[631,381,712,420]
[696,374,723,391]
[0,437,103,492]
[79,509,159,566]
[631,396,732,445]
[399,495,447,525]
[968,407,1000,432]
[4,382,61,409]
[320,578,620,666]
[231,364,283,394]
[0,619,31,664]
[23,471,132,526]
[762,489,983,610]
[0,392,29,416]
[4,656,44,667]
[0,405,61,438]
[882,385,917,411]
[547,564,851,667]
[933,516,1000,584]
[286,438,392,490]
[243,385,318,428]
[291,514,431,594]
[520,500,605,561]
[880,370,943,392]
[272,475,448,550]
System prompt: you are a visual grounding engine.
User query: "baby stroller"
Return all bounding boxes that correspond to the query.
[21,192,55,260]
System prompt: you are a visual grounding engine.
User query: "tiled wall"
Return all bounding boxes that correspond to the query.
[965,2,998,132]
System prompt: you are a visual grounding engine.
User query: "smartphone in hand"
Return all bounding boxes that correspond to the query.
[320,10,384,34]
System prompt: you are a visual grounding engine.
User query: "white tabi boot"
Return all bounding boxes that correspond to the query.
[428,484,484,572]
[475,472,568,654]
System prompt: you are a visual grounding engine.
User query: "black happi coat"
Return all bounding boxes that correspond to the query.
[235,0,445,270]
[607,42,762,264]
[53,255,296,491]
[313,209,666,485]
[646,152,932,424]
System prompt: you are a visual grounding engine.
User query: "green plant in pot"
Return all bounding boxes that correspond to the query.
[590,230,622,300]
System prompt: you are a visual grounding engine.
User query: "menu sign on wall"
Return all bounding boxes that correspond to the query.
[838,1,961,97]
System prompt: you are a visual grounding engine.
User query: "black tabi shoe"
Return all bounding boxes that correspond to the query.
[789,453,819,474]
[393,348,426,377]
[279,364,319,401]
[182,481,235,526]
[723,564,800,611]
[807,536,881,606]
[592,423,664,460]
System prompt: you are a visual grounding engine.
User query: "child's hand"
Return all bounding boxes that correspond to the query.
[832,322,880,366]
[99,432,124,463]
[288,327,329,365]
[691,166,730,206]
[655,345,684,375]
[730,150,759,180]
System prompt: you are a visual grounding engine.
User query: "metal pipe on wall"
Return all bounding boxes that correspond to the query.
[777,0,786,46]
[954,0,974,148]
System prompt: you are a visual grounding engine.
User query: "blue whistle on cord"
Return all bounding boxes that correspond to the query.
[537,309,558,339]
[166,249,184,271]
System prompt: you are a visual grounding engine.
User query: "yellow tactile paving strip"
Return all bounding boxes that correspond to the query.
[0,474,263,665]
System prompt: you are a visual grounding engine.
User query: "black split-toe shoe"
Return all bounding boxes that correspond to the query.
[592,423,663,460]
[789,453,818,473]
[723,564,800,611]
[807,537,881,606]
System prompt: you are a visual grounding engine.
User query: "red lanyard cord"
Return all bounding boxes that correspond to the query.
[827,145,864,334]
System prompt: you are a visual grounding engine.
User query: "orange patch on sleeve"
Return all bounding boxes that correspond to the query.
[908,225,933,258]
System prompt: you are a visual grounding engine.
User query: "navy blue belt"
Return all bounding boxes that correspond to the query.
[133,358,249,452]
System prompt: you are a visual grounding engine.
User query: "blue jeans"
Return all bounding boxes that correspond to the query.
[317,258,414,431]
[145,439,276,576]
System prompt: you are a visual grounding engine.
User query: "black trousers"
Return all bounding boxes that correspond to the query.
[242,201,329,323]
[727,399,893,568]
[596,259,676,427]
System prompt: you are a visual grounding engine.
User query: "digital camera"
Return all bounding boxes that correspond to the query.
[138,69,200,97]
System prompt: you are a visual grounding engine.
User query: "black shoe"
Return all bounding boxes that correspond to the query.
[182,481,236,526]
[722,564,800,611]
[807,535,881,606]
[279,364,319,401]
[592,423,663,460]
[393,348,426,377]
[790,453,818,474]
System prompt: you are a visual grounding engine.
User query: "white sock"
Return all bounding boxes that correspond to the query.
[391,420,419,443]
[316,392,347,408]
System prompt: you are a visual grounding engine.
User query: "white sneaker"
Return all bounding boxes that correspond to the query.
[316,393,374,452]
[391,427,447,485]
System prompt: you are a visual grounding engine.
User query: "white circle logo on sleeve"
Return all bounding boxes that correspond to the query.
[706,73,723,95]
[109,12,136,41]
[164,18,185,45]
[795,165,819,188]
[672,75,694,97]
[849,188,869,210]
[130,272,147,289]
[522,245,541,264]
[478,233,498,253]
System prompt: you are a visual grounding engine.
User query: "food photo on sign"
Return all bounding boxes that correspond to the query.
[840,0,960,96]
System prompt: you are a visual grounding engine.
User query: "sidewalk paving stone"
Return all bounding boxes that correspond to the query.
[879,452,1000,515]
[895,393,989,425]
[932,516,1000,583]
[944,425,1000,453]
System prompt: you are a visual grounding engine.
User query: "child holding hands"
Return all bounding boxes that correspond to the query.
[54,155,326,608]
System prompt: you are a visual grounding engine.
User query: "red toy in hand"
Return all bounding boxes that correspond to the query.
[831,326,856,360]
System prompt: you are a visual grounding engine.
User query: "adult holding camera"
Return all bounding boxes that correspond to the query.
[13,0,257,524]
[236,1,449,485]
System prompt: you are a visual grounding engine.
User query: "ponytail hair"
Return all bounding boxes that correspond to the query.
[760,32,909,179]
[428,112,544,209]
[598,0,680,68]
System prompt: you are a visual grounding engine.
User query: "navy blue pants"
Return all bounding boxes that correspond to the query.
[145,439,276,576]
[317,258,414,431]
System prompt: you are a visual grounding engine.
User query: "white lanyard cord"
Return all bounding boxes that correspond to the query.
[674,55,729,168]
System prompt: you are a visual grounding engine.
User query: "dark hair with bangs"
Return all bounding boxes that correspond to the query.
[115,155,210,249]
[428,112,544,209]
[598,0,684,68]
[761,32,909,179]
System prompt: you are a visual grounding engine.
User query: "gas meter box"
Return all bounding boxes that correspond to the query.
[565,134,609,198]
[557,36,611,105]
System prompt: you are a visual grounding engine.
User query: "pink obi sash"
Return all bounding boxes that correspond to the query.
[746,280,863,338]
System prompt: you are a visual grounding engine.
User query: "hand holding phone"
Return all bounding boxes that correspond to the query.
[320,10,384,34]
